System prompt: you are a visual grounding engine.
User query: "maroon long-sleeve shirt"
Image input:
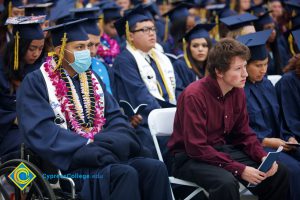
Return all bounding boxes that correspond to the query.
[168,76,267,177]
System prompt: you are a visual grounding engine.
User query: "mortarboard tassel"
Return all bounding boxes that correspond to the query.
[13,31,20,71]
[163,16,169,42]
[8,1,12,17]
[183,38,192,69]
[211,15,220,41]
[98,14,104,34]
[56,32,68,70]
[200,8,207,23]
[126,21,135,49]
[288,33,296,56]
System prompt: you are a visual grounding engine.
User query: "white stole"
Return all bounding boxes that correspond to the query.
[126,44,176,104]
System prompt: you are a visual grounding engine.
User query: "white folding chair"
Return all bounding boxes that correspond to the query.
[267,75,282,86]
[148,108,209,200]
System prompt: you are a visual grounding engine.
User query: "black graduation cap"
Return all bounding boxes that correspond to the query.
[5,16,45,70]
[283,1,300,14]
[292,29,300,50]
[162,3,192,21]
[114,5,152,37]
[246,3,268,16]
[236,29,272,61]
[101,3,122,21]
[10,0,23,7]
[70,7,100,19]
[20,3,52,18]
[183,23,215,42]
[27,0,51,3]
[220,12,258,30]
[43,18,89,47]
[5,15,45,39]
[255,11,274,28]
[69,7,100,36]
[143,3,161,18]
[49,0,75,24]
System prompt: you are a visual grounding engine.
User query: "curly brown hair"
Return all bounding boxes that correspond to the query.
[207,38,250,78]
[283,54,300,78]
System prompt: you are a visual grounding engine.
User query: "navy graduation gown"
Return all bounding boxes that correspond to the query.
[244,78,281,141]
[113,48,182,125]
[245,77,300,200]
[0,61,41,158]
[276,71,300,141]
[17,68,172,200]
[173,58,205,88]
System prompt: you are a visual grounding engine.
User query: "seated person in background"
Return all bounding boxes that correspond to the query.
[168,38,289,200]
[173,23,214,88]
[276,51,300,150]
[238,30,300,200]
[0,16,45,160]
[220,12,257,38]
[16,19,172,200]
[113,5,183,156]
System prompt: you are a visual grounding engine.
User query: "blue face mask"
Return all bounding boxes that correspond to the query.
[65,49,92,74]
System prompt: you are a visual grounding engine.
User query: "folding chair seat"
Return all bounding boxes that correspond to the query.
[148,108,209,200]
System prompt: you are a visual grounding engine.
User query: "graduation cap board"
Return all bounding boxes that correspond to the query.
[162,3,192,21]
[220,12,258,30]
[5,16,45,70]
[49,0,75,24]
[101,3,122,21]
[69,7,100,36]
[255,11,274,28]
[114,5,152,37]
[43,18,89,68]
[43,18,88,47]
[20,3,52,17]
[236,29,272,61]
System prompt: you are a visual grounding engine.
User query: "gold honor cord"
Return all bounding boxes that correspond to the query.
[14,31,20,71]
[163,16,169,42]
[183,38,192,69]
[150,50,174,101]
[156,81,163,96]
[56,32,68,70]
[288,34,296,56]
[212,15,220,41]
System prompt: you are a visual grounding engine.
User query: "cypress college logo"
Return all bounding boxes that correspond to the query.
[8,162,36,190]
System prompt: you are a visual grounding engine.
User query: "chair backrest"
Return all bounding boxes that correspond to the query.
[148,108,177,162]
[267,75,282,86]
[148,107,177,137]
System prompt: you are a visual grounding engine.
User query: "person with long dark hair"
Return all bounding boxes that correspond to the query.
[0,16,45,160]
[173,23,214,88]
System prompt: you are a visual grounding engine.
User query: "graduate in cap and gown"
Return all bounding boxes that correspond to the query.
[219,12,257,38]
[113,5,183,157]
[161,3,196,56]
[254,11,291,75]
[276,28,300,157]
[16,18,172,200]
[0,16,45,160]
[70,7,114,95]
[173,23,214,88]
[238,30,300,200]
[95,2,121,66]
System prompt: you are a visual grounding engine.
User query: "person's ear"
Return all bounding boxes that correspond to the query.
[215,68,224,78]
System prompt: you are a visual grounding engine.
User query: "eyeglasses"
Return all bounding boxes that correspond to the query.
[131,27,156,34]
